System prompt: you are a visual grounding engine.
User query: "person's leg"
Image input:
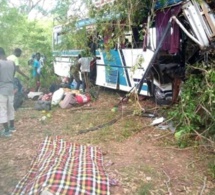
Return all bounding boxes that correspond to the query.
[70,74,74,84]
[35,75,40,92]
[89,60,96,84]
[3,122,9,132]
[70,74,75,89]
[74,73,81,90]
[34,76,37,91]
[9,120,14,129]
[84,72,89,92]
[0,95,11,137]
[8,95,15,132]
[81,73,86,92]
[2,122,11,137]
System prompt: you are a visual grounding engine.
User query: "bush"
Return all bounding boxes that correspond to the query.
[168,63,215,145]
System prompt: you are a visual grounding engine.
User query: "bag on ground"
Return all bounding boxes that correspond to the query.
[35,100,51,111]
[51,88,64,105]
[59,93,77,109]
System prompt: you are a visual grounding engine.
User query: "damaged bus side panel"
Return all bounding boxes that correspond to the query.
[52,0,215,105]
[148,0,215,104]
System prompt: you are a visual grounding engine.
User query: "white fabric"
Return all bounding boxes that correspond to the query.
[0,95,14,123]
[53,59,71,77]
[78,57,92,72]
[51,88,64,105]
[41,190,54,195]
[27,92,43,99]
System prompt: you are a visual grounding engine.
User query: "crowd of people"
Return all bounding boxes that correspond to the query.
[60,53,96,94]
[0,46,96,138]
[0,47,44,137]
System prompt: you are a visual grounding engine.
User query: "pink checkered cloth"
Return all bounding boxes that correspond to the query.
[12,137,110,195]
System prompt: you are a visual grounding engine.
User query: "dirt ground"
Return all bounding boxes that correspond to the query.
[0,89,214,195]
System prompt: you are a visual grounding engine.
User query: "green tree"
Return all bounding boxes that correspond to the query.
[0,0,27,51]
[0,0,54,87]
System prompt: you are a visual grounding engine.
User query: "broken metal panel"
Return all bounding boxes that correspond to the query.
[172,16,204,47]
[182,1,210,47]
[193,1,215,40]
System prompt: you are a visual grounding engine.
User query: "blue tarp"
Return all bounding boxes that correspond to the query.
[155,0,183,10]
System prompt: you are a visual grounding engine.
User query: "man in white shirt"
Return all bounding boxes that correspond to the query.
[78,55,92,93]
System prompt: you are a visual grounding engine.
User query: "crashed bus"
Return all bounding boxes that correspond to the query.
[52,0,215,104]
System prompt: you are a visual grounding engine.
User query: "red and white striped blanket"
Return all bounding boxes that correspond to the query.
[12,137,110,195]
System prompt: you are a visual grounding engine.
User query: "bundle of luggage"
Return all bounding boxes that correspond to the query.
[52,88,91,109]
[34,100,52,111]
[34,88,91,111]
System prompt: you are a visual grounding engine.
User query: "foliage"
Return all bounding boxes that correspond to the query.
[89,0,153,24]
[0,0,54,88]
[57,26,89,51]
[51,0,71,18]
[208,159,215,179]
[7,0,54,18]
[16,19,53,88]
[0,0,26,51]
[55,0,157,53]
[168,62,215,145]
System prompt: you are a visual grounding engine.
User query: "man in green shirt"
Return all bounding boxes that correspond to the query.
[7,48,29,80]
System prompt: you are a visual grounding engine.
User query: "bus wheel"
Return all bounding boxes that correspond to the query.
[153,85,172,106]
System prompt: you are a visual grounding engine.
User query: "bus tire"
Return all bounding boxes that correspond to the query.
[153,85,172,106]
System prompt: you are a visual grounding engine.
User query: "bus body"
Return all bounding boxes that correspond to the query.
[53,0,215,104]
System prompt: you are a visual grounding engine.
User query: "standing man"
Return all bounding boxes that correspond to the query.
[7,48,29,80]
[70,55,81,90]
[33,52,41,92]
[78,55,90,93]
[0,47,16,137]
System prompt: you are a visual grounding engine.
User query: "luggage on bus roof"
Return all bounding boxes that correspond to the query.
[155,0,184,10]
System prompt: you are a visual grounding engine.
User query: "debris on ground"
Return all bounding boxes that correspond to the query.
[151,117,165,126]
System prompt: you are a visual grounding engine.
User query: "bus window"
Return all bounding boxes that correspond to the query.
[53,25,63,49]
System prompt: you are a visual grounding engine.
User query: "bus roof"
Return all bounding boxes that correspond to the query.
[75,13,121,29]
[55,0,185,30]
[75,1,184,28]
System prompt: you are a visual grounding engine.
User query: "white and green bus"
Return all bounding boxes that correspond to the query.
[52,0,215,104]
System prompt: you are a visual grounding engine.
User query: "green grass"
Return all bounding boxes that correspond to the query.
[136,183,153,195]
[208,159,215,179]
[118,164,165,194]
